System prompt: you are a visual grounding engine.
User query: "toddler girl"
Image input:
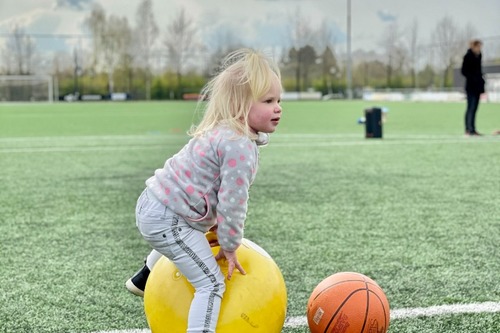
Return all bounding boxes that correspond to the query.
[126,48,282,333]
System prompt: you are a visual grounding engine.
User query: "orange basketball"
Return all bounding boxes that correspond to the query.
[307,272,390,333]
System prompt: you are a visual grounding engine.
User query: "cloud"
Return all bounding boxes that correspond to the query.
[377,9,397,22]
[54,0,93,11]
[0,8,46,31]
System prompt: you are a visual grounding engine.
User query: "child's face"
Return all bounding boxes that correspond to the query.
[248,78,282,134]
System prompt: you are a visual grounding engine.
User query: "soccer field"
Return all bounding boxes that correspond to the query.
[1,101,499,333]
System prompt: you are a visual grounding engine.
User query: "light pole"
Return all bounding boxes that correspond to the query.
[346,0,353,99]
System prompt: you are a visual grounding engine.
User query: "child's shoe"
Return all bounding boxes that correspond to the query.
[125,265,150,297]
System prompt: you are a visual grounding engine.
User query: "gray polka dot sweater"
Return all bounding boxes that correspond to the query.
[146,126,267,252]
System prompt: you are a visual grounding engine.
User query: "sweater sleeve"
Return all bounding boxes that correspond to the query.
[215,136,257,252]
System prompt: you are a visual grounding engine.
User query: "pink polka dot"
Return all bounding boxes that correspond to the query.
[214,173,219,179]
[185,170,192,178]
[163,199,169,205]
[217,215,224,223]
[228,159,237,167]
[186,185,195,195]
[240,155,246,161]
[217,149,223,157]
[236,178,244,186]
[239,199,246,205]
[165,187,171,195]
[199,151,206,157]
[229,229,237,237]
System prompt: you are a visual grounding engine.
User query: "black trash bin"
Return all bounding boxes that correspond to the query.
[365,107,383,138]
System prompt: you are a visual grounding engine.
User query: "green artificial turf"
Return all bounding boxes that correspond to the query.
[0,101,499,333]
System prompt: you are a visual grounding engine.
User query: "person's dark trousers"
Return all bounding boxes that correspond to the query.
[465,92,481,133]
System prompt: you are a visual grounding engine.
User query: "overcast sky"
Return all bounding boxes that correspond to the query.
[0,0,499,56]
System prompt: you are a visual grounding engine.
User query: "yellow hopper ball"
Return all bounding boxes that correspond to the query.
[144,236,287,333]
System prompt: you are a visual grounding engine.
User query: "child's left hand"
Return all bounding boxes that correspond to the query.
[215,248,246,280]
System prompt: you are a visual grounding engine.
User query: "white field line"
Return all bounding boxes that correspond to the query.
[0,133,492,143]
[0,137,498,154]
[90,301,500,333]
[0,134,187,143]
[0,144,176,153]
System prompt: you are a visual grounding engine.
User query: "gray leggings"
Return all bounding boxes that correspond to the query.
[136,189,225,333]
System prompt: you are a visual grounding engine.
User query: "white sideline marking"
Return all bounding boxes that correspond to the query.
[284,301,500,328]
[0,144,176,154]
[0,133,493,143]
[390,301,500,320]
[90,301,500,332]
[1,137,498,154]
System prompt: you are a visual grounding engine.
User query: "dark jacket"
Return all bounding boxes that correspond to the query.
[461,49,485,94]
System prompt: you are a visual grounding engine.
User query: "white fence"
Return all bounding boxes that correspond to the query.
[363,90,500,103]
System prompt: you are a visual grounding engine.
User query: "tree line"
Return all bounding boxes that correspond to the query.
[0,0,494,100]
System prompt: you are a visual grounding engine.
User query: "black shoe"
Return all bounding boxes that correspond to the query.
[125,265,150,297]
[471,131,483,136]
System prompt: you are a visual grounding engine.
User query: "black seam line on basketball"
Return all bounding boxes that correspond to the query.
[359,281,370,333]
[171,217,221,332]
[312,279,368,302]
[323,287,368,333]
[368,290,389,329]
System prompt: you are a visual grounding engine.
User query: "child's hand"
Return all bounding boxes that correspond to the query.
[215,248,246,280]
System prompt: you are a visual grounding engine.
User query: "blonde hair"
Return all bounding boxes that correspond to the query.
[189,48,282,140]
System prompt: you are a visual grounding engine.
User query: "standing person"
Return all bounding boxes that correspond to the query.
[126,49,282,333]
[461,39,485,136]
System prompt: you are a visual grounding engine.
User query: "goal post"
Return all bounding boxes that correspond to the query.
[0,75,55,102]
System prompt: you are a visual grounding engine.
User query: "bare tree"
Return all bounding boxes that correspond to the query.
[407,19,419,88]
[85,5,133,95]
[299,45,317,90]
[460,22,479,57]
[135,0,159,100]
[379,23,402,87]
[432,16,463,87]
[1,25,38,75]
[206,27,243,77]
[462,22,478,44]
[85,5,106,72]
[314,18,335,54]
[287,7,313,91]
[319,46,339,94]
[121,29,135,94]
[393,43,408,84]
[104,16,132,95]
[164,7,199,97]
